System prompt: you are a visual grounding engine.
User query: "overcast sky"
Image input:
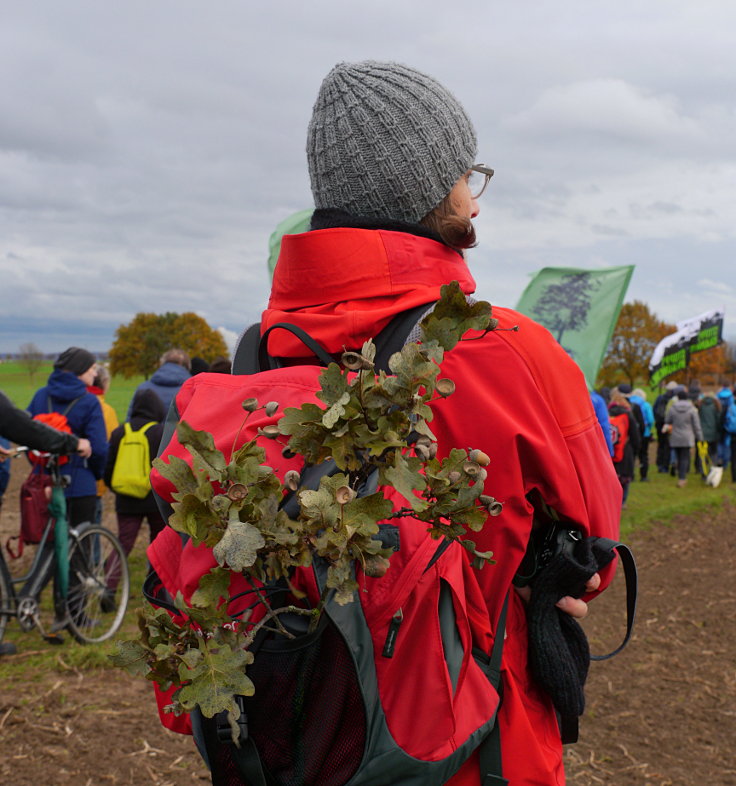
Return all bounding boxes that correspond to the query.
[1,1,735,356]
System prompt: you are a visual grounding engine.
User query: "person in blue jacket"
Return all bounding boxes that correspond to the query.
[716,384,734,474]
[126,348,191,418]
[591,389,614,457]
[27,347,108,527]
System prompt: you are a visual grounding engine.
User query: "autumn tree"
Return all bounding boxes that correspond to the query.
[109,312,228,378]
[687,344,732,389]
[597,301,675,388]
[18,342,44,382]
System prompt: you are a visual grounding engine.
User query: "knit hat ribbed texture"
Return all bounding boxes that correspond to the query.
[307,61,477,224]
[54,347,96,376]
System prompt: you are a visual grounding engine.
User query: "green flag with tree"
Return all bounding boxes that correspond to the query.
[515,265,634,388]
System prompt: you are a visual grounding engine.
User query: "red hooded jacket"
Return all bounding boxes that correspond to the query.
[261,226,621,786]
[148,225,620,785]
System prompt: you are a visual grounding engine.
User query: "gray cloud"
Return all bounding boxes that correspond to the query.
[1,0,736,355]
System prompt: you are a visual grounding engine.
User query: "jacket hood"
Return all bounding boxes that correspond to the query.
[46,369,89,403]
[671,398,695,413]
[130,388,166,422]
[150,362,191,388]
[717,388,734,404]
[264,227,476,357]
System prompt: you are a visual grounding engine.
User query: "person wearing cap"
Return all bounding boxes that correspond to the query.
[253,61,621,786]
[26,347,108,526]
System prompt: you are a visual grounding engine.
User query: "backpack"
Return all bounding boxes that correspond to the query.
[145,306,509,786]
[653,394,668,426]
[5,470,54,559]
[28,395,80,466]
[110,421,156,498]
[609,411,629,463]
[724,401,736,435]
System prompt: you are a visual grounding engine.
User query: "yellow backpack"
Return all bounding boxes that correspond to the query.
[111,422,156,498]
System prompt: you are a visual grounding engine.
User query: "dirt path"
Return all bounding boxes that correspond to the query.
[564,500,736,785]
[1,471,734,784]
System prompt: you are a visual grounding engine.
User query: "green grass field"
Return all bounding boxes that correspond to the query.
[0,361,144,422]
[1,357,735,682]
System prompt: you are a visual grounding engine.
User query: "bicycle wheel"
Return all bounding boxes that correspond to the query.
[64,525,130,644]
[0,556,12,643]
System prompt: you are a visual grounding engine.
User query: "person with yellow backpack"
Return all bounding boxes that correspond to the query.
[103,389,166,569]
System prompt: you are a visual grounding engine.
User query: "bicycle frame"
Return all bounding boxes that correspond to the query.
[10,517,56,594]
[1,448,130,645]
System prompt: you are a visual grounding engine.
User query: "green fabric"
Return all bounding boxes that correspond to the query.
[267,209,313,278]
[49,485,68,599]
[515,265,634,388]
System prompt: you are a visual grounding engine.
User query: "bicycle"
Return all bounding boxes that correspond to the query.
[0,447,130,648]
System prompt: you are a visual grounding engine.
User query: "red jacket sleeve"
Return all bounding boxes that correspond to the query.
[429,308,621,627]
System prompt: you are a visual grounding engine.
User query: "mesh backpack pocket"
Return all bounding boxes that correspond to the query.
[204,612,367,786]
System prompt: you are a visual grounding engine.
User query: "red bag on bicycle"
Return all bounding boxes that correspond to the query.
[6,471,53,559]
[28,411,75,467]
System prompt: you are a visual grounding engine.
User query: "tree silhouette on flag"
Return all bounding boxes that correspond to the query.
[527,272,600,352]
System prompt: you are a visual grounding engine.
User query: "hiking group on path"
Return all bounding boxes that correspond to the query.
[2,58,735,786]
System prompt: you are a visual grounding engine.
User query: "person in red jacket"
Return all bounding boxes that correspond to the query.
[256,61,621,785]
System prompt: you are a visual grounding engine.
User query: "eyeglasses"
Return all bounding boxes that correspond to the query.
[468,164,494,199]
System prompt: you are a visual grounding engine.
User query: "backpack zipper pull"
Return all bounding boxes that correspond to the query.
[382,609,403,658]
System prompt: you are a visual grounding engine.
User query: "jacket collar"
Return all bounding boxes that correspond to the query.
[264,227,476,357]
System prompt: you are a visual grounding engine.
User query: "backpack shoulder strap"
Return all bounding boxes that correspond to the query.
[258,323,335,371]
[233,302,436,377]
[47,394,81,417]
[372,302,436,372]
[478,593,509,786]
[231,322,263,375]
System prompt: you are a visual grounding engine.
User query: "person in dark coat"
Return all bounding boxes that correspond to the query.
[126,348,191,418]
[653,380,679,472]
[697,392,721,472]
[104,389,167,559]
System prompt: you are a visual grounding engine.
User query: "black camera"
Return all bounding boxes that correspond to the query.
[513,525,582,588]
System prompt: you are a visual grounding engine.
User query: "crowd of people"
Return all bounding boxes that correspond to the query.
[592,379,736,506]
[0,347,232,557]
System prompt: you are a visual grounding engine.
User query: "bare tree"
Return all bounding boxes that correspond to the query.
[18,342,44,383]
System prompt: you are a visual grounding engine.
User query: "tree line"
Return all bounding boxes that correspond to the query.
[13,304,736,388]
[14,312,228,381]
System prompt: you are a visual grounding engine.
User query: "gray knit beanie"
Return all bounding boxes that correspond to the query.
[307,61,477,224]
